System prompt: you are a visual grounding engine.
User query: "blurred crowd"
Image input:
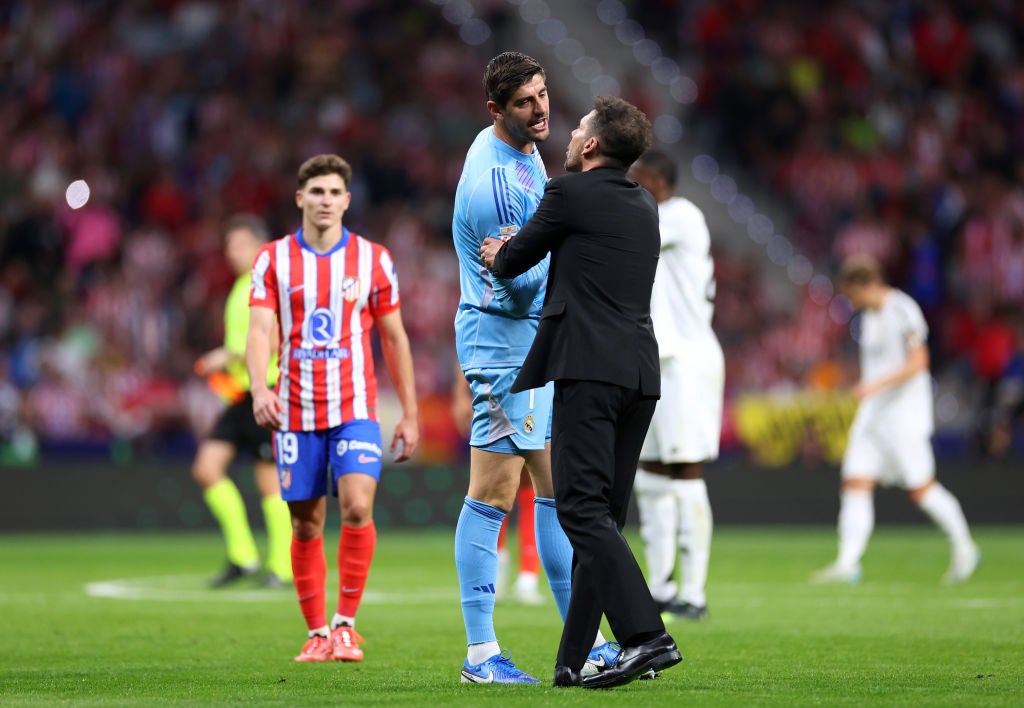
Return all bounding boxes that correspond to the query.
[2,0,1023,463]
[0,0,480,462]
[642,0,1024,456]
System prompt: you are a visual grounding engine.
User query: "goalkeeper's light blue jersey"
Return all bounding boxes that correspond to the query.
[453,126,550,370]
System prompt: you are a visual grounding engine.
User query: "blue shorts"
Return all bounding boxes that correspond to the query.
[273,420,382,502]
[465,367,552,454]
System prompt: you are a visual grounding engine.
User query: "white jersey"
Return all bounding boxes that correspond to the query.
[640,196,724,463]
[853,288,933,436]
[651,196,719,359]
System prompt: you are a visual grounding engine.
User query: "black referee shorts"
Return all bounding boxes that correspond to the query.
[208,392,275,462]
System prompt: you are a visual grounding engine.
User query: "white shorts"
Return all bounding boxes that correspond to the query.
[841,421,935,490]
[640,343,724,464]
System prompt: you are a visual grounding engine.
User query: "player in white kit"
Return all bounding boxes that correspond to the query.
[813,255,980,584]
[629,150,724,621]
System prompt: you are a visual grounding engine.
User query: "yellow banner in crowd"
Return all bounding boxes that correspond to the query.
[733,392,858,467]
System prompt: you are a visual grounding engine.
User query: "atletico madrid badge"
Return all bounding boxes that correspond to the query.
[279,468,291,490]
[342,276,360,302]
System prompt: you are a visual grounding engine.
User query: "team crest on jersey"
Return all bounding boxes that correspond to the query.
[523,414,535,434]
[342,276,360,302]
[279,467,291,490]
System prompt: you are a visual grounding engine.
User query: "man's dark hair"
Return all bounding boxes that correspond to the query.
[484,51,545,107]
[635,149,677,189]
[837,254,885,287]
[224,213,270,243]
[588,95,653,170]
[297,154,352,189]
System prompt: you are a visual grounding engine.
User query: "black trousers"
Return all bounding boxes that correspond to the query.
[551,379,664,670]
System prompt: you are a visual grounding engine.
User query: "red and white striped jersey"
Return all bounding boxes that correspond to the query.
[249,227,400,431]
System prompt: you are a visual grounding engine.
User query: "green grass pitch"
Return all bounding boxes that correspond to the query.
[1,526,1021,706]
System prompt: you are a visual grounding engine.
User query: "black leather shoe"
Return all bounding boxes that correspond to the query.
[581,633,681,689]
[552,665,582,687]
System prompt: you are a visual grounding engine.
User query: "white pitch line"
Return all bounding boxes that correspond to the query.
[690,596,1024,610]
[52,576,1023,610]
[948,598,1024,609]
[83,575,458,604]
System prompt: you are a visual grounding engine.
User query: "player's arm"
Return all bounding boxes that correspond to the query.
[193,346,233,376]
[377,309,420,462]
[196,334,275,378]
[467,167,547,315]
[246,304,283,430]
[500,260,548,315]
[649,283,682,363]
[855,334,929,400]
[654,208,713,362]
[484,178,567,278]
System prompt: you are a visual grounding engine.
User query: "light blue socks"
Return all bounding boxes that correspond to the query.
[455,497,505,644]
[534,497,573,620]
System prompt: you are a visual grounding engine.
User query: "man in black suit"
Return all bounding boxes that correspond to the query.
[481,95,681,689]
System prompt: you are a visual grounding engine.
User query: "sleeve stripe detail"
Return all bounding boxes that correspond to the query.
[491,167,510,225]
[252,249,271,300]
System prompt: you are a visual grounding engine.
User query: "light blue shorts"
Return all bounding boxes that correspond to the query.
[272,420,382,502]
[465,367,553,454]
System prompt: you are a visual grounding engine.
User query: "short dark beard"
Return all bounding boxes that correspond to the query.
[508,121,545,148]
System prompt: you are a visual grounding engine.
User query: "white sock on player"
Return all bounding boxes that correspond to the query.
[836,489,873,570]
[467,640,501,665]
[674,478,712,607]
[917,482,974,554]
[331,613,355,630]
[634,468,678,604]
[495,547,509,600]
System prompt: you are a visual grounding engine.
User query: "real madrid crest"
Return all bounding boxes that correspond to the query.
[523,414,535,434]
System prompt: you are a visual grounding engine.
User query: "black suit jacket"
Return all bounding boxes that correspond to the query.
[491,166,661,397]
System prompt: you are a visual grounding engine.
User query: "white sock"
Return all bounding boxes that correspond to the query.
[674,478,712,607]
[467,640,501,665]
[634,469,679,603]
[309,625,330,639]
[331,613,355,630]
[592,630,607,649]
[836,489,873,570]
[495,547,509,596]
[513,571,538,592]
[917,483,973,552]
